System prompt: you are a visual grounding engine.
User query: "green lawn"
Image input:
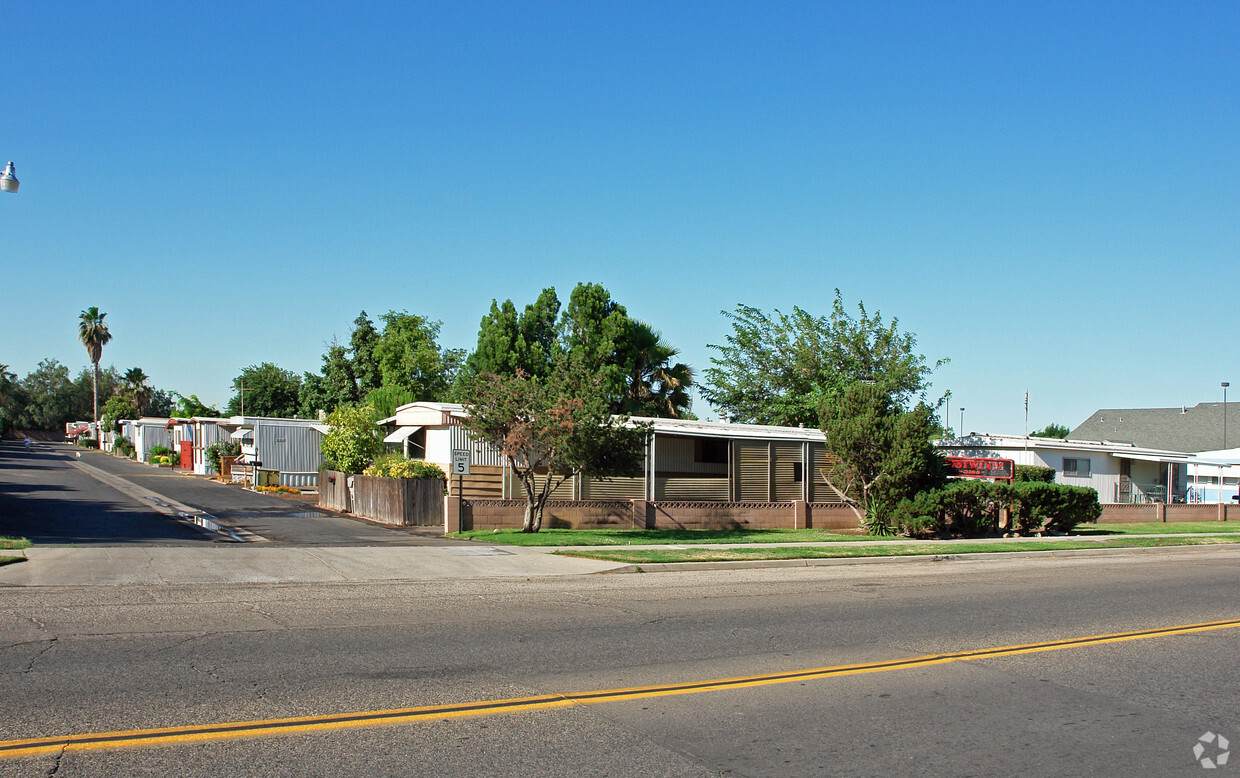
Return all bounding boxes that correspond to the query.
[454,522,1240,547]
[1074,522,1240,535]
[451,528,870,546]
[555,536,1240,564]
[0,537,30,550]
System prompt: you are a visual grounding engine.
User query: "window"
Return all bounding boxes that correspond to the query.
[793,462,803,483]
[1063,458,1091,477]
[695,438,729,464]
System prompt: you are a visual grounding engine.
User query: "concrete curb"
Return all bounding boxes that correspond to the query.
[593,542,1240,574]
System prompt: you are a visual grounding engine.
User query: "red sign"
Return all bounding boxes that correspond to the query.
[946,456,1015,481]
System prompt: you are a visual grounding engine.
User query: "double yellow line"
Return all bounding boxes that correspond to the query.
[4,617,1238,759]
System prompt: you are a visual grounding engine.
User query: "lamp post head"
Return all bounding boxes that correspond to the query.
[1223,382,1230,389]
[0,161,17,194]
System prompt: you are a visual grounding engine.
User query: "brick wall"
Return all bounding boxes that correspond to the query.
[1099,503,1232,523]
[446,498,861,532]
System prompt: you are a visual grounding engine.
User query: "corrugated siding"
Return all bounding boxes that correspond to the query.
[505,468,575,499]
[582,475,645,499]
[255,423,323,474]
[448,425,506,467]
[736,441,769,501]
[772,442,802,501]
[808,444,840,501]
[653,436,728,475]
[656,476,729,501]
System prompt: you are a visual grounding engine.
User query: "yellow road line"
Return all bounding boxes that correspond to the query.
[3,617,1238,759]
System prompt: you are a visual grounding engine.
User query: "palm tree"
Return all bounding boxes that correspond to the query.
[78,307,113,437]
[621,321,695,418]
[123,367,152,415]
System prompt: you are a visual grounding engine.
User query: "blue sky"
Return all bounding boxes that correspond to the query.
[2,1,1236,433]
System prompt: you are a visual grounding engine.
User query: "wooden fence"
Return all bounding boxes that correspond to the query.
[317,469,444,526]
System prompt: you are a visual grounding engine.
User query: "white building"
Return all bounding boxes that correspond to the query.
[935,434,1194,504]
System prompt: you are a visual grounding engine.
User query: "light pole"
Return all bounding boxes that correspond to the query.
[1,162,19,193]
[959,407,966,438]
[1224,382,1230,449]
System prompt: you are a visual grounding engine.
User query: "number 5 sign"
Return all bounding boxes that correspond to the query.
[451,450,471,476]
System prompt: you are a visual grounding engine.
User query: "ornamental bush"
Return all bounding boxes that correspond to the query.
[147,445,173,463]
[892,480,1100,537]
[320,405,384,474]
[1013,465,1056,483]
[205,440,241,473]
[364,453,446,480]
[113,436,135,458]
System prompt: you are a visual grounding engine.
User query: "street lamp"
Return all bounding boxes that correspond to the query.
[1224,382,1230,449]
[959,407,966,438]
[0,162,18,193]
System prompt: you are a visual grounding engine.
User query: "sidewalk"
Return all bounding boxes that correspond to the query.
[0,544,626,587]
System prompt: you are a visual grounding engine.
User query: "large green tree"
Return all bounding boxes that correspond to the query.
[77,307,112,433]
[820,381,946,533]
[702,290,944,427]
[373,311,464,401]
[320,405,384,474]
[227,363,303,418]
[462,362,648,532]
[465,288,562,380]
[299,342,361,418]
[17,359,74,430]
[349,311,383,394]
[0,363,24,432]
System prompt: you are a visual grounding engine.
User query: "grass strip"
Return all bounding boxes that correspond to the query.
[0,537,31,550]
[554,536,1240,564]
[1073,522,1240,535]
[455,528,875,546]
[0,556,24,567]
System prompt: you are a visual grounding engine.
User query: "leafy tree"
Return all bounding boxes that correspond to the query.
[78,307,113,430]
[349,311,383,394]
[0,363,24,433]
[320,405,384,474]
[147,389,174,417]
[560,282,631,399]
[703,291,944,427]
[17,359,74,430]
[70,366,122,421]
[171,393,219,418]
[820,382,945,533]
[373,311,464,401]
[618,320,694,418]
[299,342,361,418]
[363,385,415,419]
[462,363,648,532]
[226,363,302,418]
[1032,423,1070,439]
[101,393,140,432]
[462,288,563,389]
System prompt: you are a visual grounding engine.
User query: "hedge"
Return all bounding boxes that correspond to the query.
[891,480,1101,537]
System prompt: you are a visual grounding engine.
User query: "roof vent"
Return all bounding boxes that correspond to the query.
[1181,405,1187,414]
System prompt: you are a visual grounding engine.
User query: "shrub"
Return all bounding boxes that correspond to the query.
[320,405,383,474]
[76,437,99,449]
[256,485,301,494]
[364,453,447,480]
[1002,481,1102,533]
[112,436,135,458]
[206,440,241,473]
[1014,465,1056,483]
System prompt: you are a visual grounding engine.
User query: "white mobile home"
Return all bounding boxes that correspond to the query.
[935,434,1193,504]
[228,416,328,488]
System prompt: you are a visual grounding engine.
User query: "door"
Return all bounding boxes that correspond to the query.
[180,441,193,470]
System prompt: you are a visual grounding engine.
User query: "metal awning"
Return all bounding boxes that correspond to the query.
[1112,451,1191,464]
[383,425,422,444]
[229,428,254,440]
[310,424,331,435]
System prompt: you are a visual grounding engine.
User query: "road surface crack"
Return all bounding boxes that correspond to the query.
[24,637,57,672]
[44,743,65,777]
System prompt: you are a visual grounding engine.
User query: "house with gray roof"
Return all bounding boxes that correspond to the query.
[1069,403,1237,453]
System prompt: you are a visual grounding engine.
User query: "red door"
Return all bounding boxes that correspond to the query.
[180,441,193,470]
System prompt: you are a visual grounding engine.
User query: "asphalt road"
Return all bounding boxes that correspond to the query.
[3,550,1239,775]
[0,439,205,545]
[3,443,456,545]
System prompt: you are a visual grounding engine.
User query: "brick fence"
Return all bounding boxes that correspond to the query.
[444,498,861,532]
[1098,503,1233,523]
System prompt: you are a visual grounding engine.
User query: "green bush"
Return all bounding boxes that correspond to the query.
[205,440,241,473]
[320,405,384,474]
[147,445,173,463]
[364,454,447,480]
[113,437,135,458]
[1014,465,1056,483]
[895,480,1100,537]
[75,437,99,449]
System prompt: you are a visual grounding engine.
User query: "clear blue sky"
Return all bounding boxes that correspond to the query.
[3,1,1236,433]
